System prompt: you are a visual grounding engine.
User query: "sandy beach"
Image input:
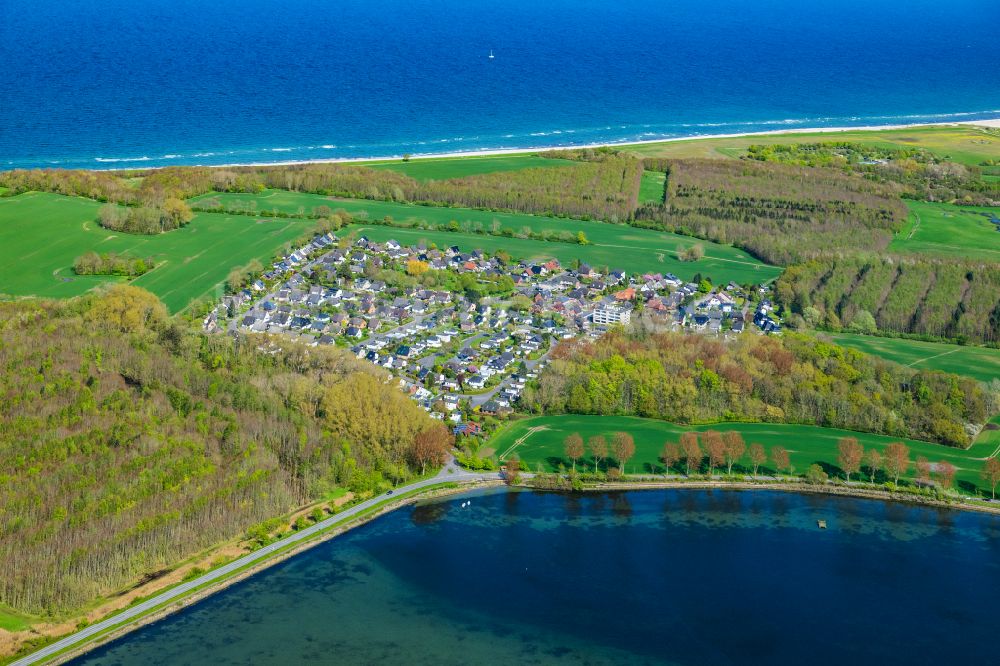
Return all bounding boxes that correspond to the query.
[96,118,1000,172]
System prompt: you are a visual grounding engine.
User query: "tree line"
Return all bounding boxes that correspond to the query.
[559,430,1000,496]
[73,251,157,277]
[521,330,993,447]
[96,198,193,234]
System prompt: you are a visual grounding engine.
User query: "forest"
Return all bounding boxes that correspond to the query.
[520,330,993,448]
[777,256,1000,344]
[0,287,447,616]
[633,158,909,265]
[745,141,1000,205]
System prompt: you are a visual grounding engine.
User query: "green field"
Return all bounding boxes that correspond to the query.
[365,154,576,181]
[191,190,781,284]
[889,200,1000,261]
[623,125,1000,167]
[492,414,1000,494]
[825,332,1000,384]
[0,192,313,313]
[638,170,666,204]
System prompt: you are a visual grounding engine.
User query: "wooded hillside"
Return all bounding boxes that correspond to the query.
[0,287,436,615]
[521,331,992,447]
[777,256,1000,344]
[634,159,908,265]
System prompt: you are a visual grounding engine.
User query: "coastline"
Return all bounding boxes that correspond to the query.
[84,118,1000,173]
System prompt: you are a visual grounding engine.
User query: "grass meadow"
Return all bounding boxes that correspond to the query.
[191,190,781,284]
[889,200,1000,261]
[0,192,313,313]
[826,332,1000,384]
[623,125,1000,166]
[365,154,577,181]
[490,414,1000,495]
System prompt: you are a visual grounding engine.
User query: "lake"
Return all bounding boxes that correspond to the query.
[72,488,1000,665]
[1,0,999,169]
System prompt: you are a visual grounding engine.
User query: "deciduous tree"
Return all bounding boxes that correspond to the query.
[588,435,608,472]
[703,430,726,476]
[771,445,790,476]
[837,437,864,482]
[660,441,680,474]
[915,456,932,484]
[936,461,956,490]
[747,443,766,476]
[722,431,746,475]
[612,432,636,474]
[563,433,584,471]
[864,448,883,483]
[680,432,701,475]
[884,442,910,485]
[411,423,453,475]
[981,457,1000,499]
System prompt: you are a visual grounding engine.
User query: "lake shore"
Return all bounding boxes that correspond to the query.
[11,474,998,664]
[93,118,1000,172]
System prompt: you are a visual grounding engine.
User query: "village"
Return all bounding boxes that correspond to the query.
[203,231,783,423]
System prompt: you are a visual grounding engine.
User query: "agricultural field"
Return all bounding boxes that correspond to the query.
[492,414,1000,495]
[191,189,782,284]
[623,125,1000,166]
[638,170,666,204]
[889,201,1000,261]
[0,192,313,313]
[825,332,1000,384]
[366,154,576,181]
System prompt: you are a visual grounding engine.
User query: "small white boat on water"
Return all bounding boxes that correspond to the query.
[488,50,495,59]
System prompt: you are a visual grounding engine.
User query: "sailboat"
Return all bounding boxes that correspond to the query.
[488,49,495,59]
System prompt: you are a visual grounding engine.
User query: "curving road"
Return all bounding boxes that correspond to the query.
[13,466,500,666]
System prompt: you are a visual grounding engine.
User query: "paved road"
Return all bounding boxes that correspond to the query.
[12,467,500,666]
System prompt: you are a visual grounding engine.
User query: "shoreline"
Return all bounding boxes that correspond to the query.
[72,117,1000,173]
[9,476,998,665]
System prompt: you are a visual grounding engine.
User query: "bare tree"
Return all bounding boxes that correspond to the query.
[916,456,932,484]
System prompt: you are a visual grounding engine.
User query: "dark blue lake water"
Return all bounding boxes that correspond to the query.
[2,0,999,170]
[72,488,1000,665]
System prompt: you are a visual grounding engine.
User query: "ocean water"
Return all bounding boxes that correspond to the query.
[72,488,1000,665]
[1,0,999,170]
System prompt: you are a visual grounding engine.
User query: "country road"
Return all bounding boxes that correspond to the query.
[12,466,501,666]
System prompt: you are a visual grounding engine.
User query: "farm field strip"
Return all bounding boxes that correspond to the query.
[0,192,313,312]
[826,332,1000,384]
[492,414,999,493]
[365,154,577,180]
[889,201,1000,261]
[191,190,781,284]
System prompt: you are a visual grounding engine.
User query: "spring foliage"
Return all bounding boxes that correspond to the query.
[0,288,436,614]
[521,331,988,447]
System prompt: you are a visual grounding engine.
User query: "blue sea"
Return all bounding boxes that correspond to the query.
[1,0,999,170]
[72,489,1000,665]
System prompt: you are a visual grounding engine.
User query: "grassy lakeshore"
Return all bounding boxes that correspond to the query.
[492,414,1000,495]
